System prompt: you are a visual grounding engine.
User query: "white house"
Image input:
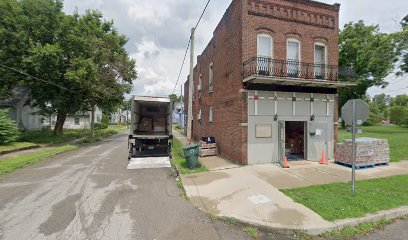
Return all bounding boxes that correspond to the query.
[0,87,44,131]
[48,107,103,129]
[109,109,129,125]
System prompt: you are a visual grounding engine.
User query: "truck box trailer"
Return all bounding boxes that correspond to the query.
[128,96,173,166]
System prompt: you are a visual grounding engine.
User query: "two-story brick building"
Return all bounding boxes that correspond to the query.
[184,0,354,165]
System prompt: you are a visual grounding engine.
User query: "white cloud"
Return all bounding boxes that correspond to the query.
[63,0,408,98]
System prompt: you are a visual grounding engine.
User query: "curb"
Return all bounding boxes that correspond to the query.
[332,206,408,233]
[215,206,408,235]
[0,145,41,155]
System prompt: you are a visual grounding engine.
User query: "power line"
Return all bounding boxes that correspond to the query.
[194,0,211,30]
[171,0,212,95]
[387,86,408,92]
[171,39,191,95]
[0,63,75,93]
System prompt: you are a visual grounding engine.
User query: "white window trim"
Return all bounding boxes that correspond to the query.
[257,34,273,58]
[286,38,301,62]
[314,42,328,79]
[198,109,202,120]
[314,42,328,65]
[198,74,202,92]
[209,63,214,93]
[286,38,301,78]
[209,107,213,123]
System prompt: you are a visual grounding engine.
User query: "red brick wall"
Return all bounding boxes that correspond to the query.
[242,0,340,67]
[188,0,248,164]
[185,0,340,164]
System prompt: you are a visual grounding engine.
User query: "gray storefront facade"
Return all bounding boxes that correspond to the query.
[247,90,336,165]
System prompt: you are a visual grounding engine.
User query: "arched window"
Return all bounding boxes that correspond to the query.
[257,34,273,75]
[209,63,214,93]
[314,42,328,79]
[287,38,301,77]
[257,34,273,58]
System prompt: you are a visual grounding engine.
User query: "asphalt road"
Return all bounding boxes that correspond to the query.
[0,133,251,240]
[360,219,408,240]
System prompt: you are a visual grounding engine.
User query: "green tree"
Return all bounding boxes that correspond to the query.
[396,15,408,75]
[372,94,389,113]
[72,11,136,135]
[389,106,408,125]
[0,0,27,99]
[169,94,182,103]
[0,109,19,144]
[365,102,382,126]
[339,21,398,110]
[390,94,408,106]
[22,5,136,136]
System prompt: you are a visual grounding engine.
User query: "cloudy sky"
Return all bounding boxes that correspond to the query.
[63,0,408,98]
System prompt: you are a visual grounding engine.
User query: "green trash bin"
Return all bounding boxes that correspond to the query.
[183,144,201,169]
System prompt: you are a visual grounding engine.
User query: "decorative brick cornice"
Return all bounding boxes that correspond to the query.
[247,0,336,30]
[281,0,340,11]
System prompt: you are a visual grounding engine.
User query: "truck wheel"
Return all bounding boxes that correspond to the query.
[129,143,134,160]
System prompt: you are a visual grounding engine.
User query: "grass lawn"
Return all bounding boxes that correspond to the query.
[0,145,77,175]
[18,125,127,145]
[282,174,408,221]
[339,125,408,162]
[0,142,37,152]
[0,125,127,175]
[172,137,208,175]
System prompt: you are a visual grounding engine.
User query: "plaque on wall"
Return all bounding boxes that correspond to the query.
[255,124,272,138]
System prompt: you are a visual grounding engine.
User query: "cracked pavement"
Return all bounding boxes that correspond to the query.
[0,133,251,240]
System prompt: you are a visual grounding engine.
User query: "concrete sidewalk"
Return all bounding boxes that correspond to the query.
[172,131,408,234]
[181,166,335,234]
[181,162,408,234]
[249,161,408,189]
[172,129,188,145]
[0,147,54,161]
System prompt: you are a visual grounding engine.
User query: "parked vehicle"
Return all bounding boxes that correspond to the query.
[128,96,172,160]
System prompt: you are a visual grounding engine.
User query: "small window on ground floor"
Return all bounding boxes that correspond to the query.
[75,117,80,125]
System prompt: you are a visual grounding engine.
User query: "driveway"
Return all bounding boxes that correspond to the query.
[0,133,250,240]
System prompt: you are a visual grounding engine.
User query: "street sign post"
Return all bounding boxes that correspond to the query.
[341,99,369,196]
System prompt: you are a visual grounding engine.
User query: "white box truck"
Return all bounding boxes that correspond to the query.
[128,96,173,164]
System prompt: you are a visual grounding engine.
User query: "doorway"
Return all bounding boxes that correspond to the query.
[285,121,306,161]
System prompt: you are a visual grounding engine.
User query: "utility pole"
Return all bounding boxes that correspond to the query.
[180,84,183,127]
[187,28,195,143]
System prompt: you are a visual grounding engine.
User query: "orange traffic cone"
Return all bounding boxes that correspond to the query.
[283,156,290,168]
[319,150,327,165]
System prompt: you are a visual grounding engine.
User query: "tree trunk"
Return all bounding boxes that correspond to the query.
[53,111,67,136]
[91,105,95,137]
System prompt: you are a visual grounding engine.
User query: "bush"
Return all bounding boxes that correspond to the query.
[101,114,109,129]
[389,106,408,125]
[0,109,19,144]
[94,123,106,130]
[364,102,382,126]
